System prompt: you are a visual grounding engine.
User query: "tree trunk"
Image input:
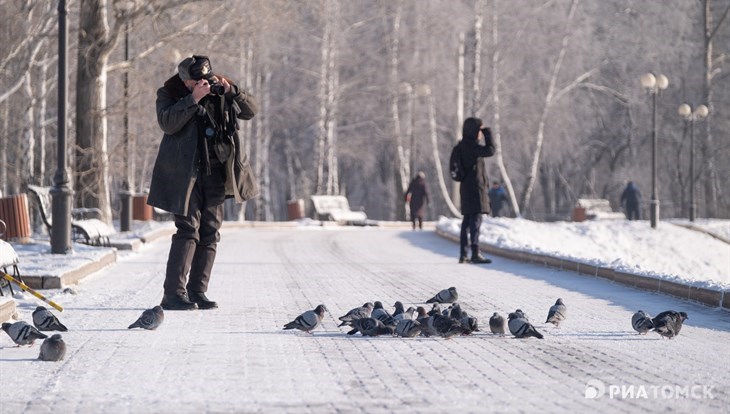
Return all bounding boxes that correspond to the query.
[37,53,49,185]
[425,86,461,218]
[76,0,114,223]
[491,0,520,217]
[23,71,35,188]
[390,1,407,220]
[1,102,7,195]
[469,0,484,117]
[701,0,730,217]
[453,32,465,211]
[519,0,580,213]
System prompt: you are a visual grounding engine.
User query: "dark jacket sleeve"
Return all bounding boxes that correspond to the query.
[156,87,200,136]
[475,127,496,158]
[227,84,258,120]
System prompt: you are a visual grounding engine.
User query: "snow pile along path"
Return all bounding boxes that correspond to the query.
[438,217,730,290]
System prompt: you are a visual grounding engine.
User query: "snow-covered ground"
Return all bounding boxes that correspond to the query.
[1,227,729,413]
[438,217,730,290]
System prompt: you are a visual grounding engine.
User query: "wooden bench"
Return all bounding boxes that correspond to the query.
[0,219,22,296]
[26,185,115,247]
[310,195,368,225]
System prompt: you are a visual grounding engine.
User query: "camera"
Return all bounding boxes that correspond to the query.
[209,80,225,96]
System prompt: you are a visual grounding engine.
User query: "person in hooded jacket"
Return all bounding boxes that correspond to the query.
[147,55,258,310]
[404,171,429,230]
[457,117,496,264]
[620,181,642,220]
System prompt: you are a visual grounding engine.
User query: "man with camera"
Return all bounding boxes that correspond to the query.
[147,55,259,310]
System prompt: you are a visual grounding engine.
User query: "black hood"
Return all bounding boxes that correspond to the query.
[462,117,482,142]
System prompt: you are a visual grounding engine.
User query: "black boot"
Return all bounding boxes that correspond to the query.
[471,246,492,264]
[188,291,218,309]
[160,293,197,311]
[459,247,470,263]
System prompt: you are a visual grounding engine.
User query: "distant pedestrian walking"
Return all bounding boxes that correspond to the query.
[404,172,429,230]
[487,181,508,217]
[455,117,495,264]
[621,181,642,220]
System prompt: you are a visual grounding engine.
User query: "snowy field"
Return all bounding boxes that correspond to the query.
[1,227,729,413]
[438,216,730,289]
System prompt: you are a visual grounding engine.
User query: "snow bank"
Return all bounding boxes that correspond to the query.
[437,216,730,290]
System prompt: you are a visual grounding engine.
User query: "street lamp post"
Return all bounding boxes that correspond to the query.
[51,0,73,254]
[678,103,709,222]
[119,20,132,231]
[640,73,669,229]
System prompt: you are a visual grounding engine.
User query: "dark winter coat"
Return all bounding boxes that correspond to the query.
[621,182,641,208]
[405,176,429,218]
[147,75,259,215]
[458,118,495,215]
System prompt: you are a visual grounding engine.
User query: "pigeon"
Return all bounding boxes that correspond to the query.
[448,303,464,320]
[371,301,396,327]
[545,298,567,327]
[514,309,530,321]
[489,312,506,335]
[38,334,67,361]
[32,306,68,332]
[347,317,394,337]
[394,306,415,322]
[426,287,458,304]
[338,302,374,327]
[460,316,480,335]
[128,306,165,330]
[392,301,406,317]
[427,303,442,316]
[508,311,544,339]
[2,321,48,346]
[652,311,688,339]
[395,319,423,338]
[431,314,464,339]
[631,310,654,334]
[283,304,327,333]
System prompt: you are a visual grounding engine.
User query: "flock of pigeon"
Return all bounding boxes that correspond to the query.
[0,305,165,361]
[282,287,690,340]
[0,287,690,362]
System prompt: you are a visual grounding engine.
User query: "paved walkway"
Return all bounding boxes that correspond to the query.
[1,228,728,413]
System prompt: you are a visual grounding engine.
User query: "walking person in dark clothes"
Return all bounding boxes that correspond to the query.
[147,55,258,310]
[621,181,642,220]
[404,172,430,230]
[457,117,496,264]
[488,181,509,217]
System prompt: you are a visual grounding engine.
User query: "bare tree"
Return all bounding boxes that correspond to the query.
[519,0,581,212]
[490,0,520,216]
[701,0,730,217]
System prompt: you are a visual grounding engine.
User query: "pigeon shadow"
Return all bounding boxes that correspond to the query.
[399,231,730,333]
[0,357,41,362]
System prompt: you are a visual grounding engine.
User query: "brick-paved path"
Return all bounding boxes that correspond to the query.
[1,228,728,413]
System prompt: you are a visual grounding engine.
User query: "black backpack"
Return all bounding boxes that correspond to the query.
[449,141,467,181]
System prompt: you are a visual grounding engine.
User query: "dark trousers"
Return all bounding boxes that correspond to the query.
[411,216,423,230]
[460,213,482,256]
[164,165,226,297]
[625,203,640,220]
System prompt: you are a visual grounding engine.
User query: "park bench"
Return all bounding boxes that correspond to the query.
[0,219,22,296]
[573,198,625,221]
[310,195,368,225]
[26,185,115,247]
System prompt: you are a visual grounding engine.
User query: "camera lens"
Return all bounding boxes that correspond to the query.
[210,84,225,95]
